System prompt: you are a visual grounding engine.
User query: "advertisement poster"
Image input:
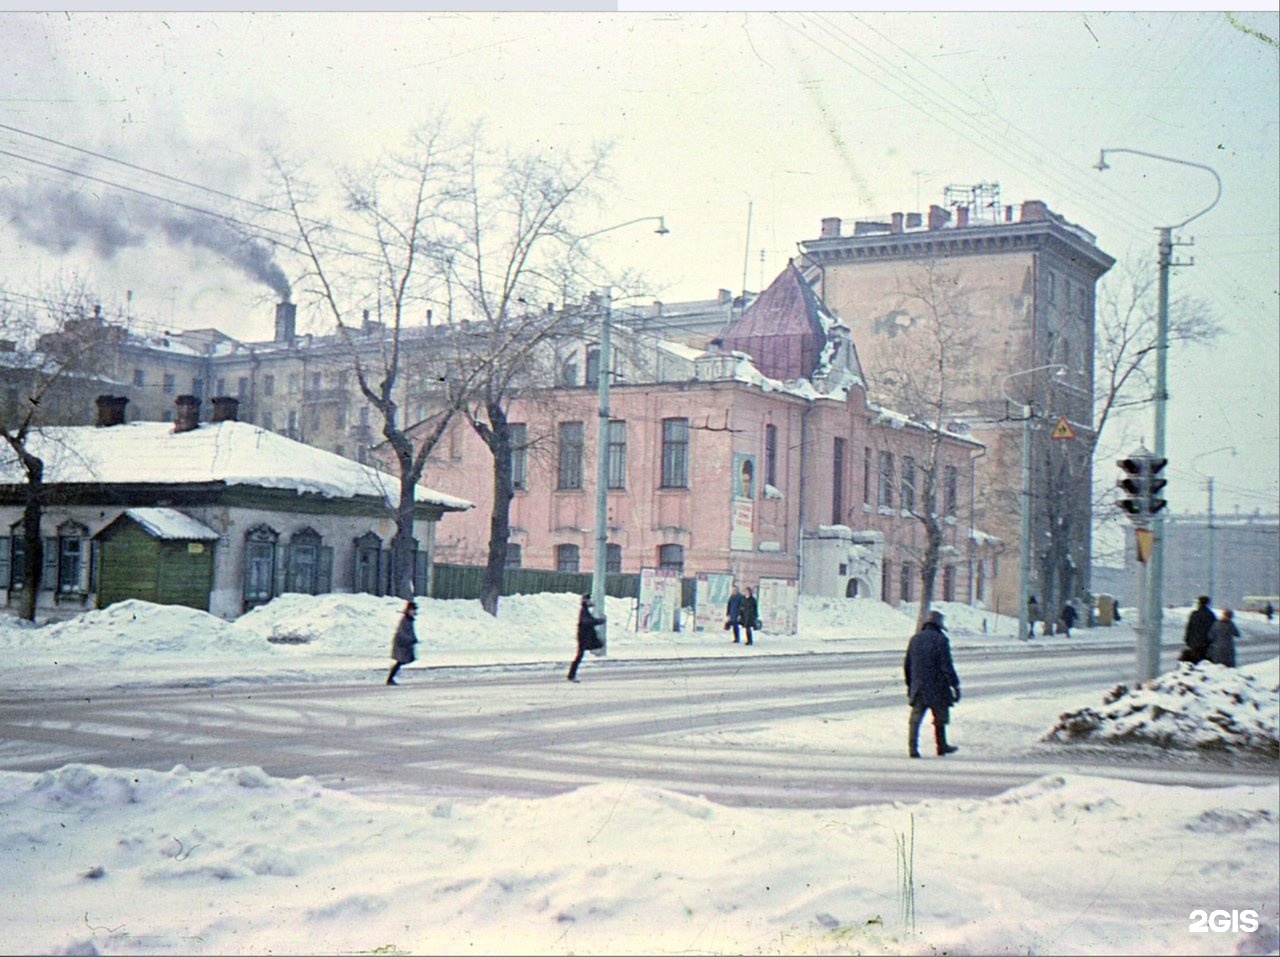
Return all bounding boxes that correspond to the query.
[638,566,681,632]
[730,451,756,552]
[693,571,734,632]
[756,577,799,636]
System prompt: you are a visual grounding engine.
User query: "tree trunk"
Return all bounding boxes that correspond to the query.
[479,409,515,617]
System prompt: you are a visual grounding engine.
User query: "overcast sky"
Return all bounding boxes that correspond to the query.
[0,9,1276,518]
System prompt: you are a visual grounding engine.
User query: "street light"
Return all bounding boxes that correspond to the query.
[1190,445,1237,601]
[1095,148,1221,667]
[1001,363,1067,642]
[581,216,670,655]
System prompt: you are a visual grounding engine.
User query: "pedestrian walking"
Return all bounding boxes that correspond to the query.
[1059,602,1078,638]
[1026,595,1040,639]
[567,594,605,682]
[738,585,759,646]
[386,600,418,685]
[1179,595,1215,664]
[1205,608,1239,667]
[1265,601,1274,622]
[726,584,744,643]
[904,610,961,758]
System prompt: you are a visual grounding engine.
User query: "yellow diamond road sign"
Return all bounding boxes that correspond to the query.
[1050,416,1076,440]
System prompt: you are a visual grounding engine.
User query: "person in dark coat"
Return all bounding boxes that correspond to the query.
[386,600,418,685]
[1059,602,1078,638]
[1205,608,1239,667]
[567,595,605,682]
[737,585,759,646]
[904,610,961,758]
[1026,595,1041,639]
[1180,595,1215,664]
[726,584,744,643]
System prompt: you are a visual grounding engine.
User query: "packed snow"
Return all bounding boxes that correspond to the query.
[0,592,1276,956]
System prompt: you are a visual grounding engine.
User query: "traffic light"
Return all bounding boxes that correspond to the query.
[1115,451,1169,517]
[1146,456,1168,514]
[1117,455,1147,515]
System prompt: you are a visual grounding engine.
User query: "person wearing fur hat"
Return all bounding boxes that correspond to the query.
[567,594,605,682]
[386,600,418,685]
[904,610,962,758]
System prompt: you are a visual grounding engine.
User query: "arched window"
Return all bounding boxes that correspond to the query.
[243,524,279,609]
[658,543,684,575]
[286,527,332,596]
[353,531,383,595]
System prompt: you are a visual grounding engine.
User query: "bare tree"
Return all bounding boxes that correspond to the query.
[869,261,980,628]
[433,136,609,616]
[275,123,473,601]
[0,278,120,620]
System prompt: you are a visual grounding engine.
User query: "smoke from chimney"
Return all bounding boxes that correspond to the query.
[0,181,291,300]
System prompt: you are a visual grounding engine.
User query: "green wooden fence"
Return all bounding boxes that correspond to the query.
[430,563,696,606]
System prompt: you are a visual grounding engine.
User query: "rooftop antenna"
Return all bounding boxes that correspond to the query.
[741,199,753,311]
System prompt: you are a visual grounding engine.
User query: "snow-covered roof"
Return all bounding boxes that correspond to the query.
[123,507,220,541]
[0,421,473,511]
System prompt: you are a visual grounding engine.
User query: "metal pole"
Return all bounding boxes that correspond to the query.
[1135,535,1150,680]
[1146,226,1172,673]
[1207,476,1216,601]
[592,287,612,654]
[1018,404,1032,640]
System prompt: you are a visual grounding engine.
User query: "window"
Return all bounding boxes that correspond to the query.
[880,561,891,602]
[162,373,175,395]
[901,457,916,512]
[764,424,778,488]
[556,544,580,573]
[192,377,204,398]
[56,522,87,594]
[975,560,986,602]
[559,357,578,387]
[262,411,274,431]
[287,410,298,436]
[505,543,523,568]
[832,437,845,524]
[263,374,275,397]
[557,421,584,490]
[243,524,279,608]
[311,372,323,391]
[353,532,383,595]
[863,447,871,504]
[943,564,956,602]
[359,406,369,426]
[944,465,958,516]
[133,369,145,387]
[660,418,689,488]
[658,543,684,575]
[237,377,249,399]
[877,452,894,508]
[215,378,226,396]
[1047,270,1057,303]
[288,374,299,394]
[606,420,626,490]
[585,347,600,387]
[336,406,347,430]
[286,528,332,596]
[900,563,913,602]
[510,423,527,490]
[606,543,622,574]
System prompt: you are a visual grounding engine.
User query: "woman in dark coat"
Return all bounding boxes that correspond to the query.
[386,601,418,685]
[567,595,605,682]
[1205,608,1239,667]
[737,586,759,646]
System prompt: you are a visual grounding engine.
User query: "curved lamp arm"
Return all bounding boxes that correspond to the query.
[1095,148,1222,231]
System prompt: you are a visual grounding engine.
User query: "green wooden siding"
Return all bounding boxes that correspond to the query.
[96,520,213,612]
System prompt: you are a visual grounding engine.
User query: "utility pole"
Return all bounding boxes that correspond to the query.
[1206,476,1216,601]
[592,287,612,655]
[1095,147,1221,674]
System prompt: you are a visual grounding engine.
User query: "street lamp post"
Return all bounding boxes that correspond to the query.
[1001,364,1067,642]
[580,216,669,655]
[1095,148,1221,666]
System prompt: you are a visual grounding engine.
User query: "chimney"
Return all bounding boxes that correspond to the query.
[956,206,970,228]
[95,394,129,427]
[906,212,923,229]
[210,396,239,423]
[274,301,297,344]
[891,212,905,233]
[927,204,951,230]
[1020,200,1050,222]
[820,216,842,239]
[172,394,201,433]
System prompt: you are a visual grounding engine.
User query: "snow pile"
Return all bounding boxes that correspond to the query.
[1043,660,1280,758]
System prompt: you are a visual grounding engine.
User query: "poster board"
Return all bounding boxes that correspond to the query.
[638,566,681,632]
[756,577,799,636]
[730,451,756,551]
[694,571,734,632]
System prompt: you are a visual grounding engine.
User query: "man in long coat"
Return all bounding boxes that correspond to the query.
[1180,595,1215,663]
[904,610,961,758]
